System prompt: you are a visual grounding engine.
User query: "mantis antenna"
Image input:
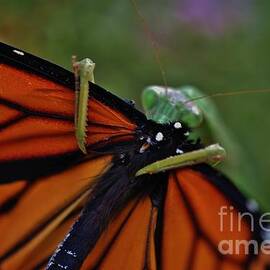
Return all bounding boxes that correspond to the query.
[184,88,270,104]
[130,0,168,92]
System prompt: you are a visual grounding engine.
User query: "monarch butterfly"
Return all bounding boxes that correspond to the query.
[0,41,269,270]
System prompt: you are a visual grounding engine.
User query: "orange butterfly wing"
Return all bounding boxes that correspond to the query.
[0,43,269,270]
[0,42,143,269]
[73,166,269,270]
[162,167,257,269]
[0,62,136,162]
[0,156,112,270]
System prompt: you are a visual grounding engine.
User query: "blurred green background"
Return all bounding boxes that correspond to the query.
[1,0,270,208]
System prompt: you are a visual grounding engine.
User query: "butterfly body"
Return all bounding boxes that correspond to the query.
[47,118,198,269]
[0,42,269,270]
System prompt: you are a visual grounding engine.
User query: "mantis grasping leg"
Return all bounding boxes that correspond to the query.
[72,57,95,154]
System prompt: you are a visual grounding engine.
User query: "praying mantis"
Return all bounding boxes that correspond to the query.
[141,85,259,201]
[73,59,224,173]
[73,58,268,210]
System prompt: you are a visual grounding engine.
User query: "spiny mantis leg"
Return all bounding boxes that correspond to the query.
[72,57,95,154]
[135,144,226,177]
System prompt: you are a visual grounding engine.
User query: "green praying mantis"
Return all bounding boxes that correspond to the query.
[73,59,225,175]
[142,85,258,194]
[73,58,267,209]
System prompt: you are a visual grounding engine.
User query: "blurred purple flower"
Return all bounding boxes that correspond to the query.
[176,0,253,36]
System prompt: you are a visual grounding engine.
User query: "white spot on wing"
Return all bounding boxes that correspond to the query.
[13,49,24,56]
[176,148,183,154]
[65,249,77,258]
[155,132,164,142]
[57,263,68,269]
[174,122,182,129]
